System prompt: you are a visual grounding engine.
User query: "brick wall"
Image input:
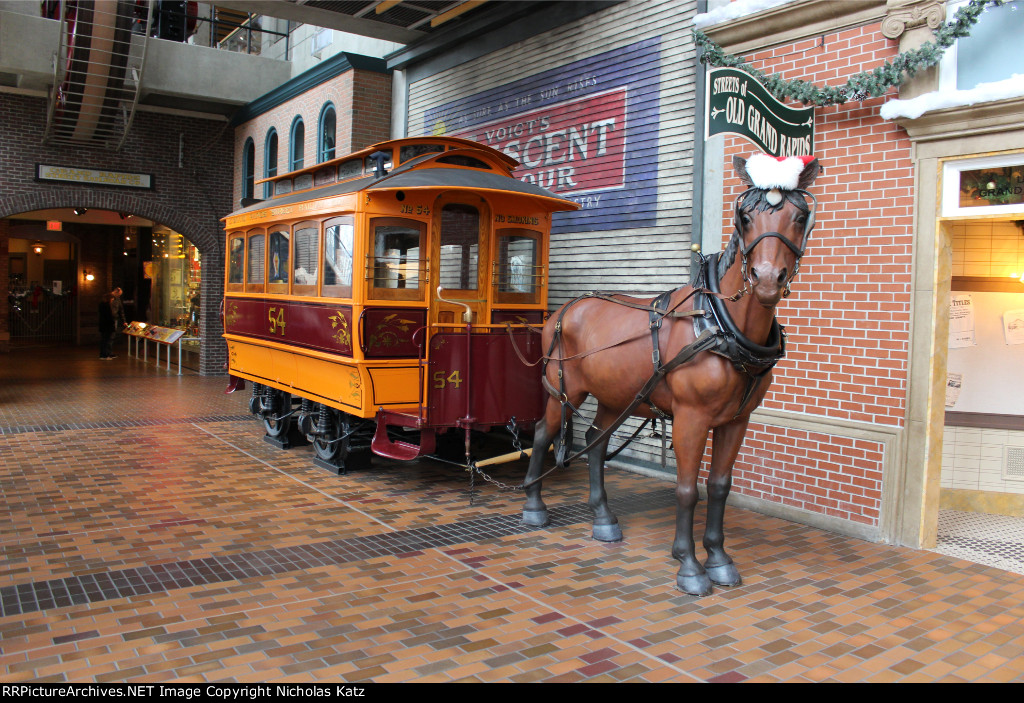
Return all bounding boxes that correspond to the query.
[233,68,393,206]
[0,93,234,373]
[0,219,8,351]
[712,23,914,526]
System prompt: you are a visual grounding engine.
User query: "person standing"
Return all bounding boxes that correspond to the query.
[110,287,127,354]
[98,293,115,359]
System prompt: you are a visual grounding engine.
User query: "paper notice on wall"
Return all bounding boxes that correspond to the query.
[949,294,976,348]
[946,372,963,407]
[1004,309,1024,345]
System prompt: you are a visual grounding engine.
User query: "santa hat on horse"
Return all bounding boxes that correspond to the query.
[739,154,819,206]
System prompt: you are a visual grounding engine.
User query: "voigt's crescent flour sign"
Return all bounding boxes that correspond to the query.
[419,38,661,233]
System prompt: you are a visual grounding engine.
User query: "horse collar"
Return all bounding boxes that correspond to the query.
[694,253,786,378]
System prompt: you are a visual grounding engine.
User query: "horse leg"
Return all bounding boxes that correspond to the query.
[671,418,713,596]
[522,399,561,527]
[702,420,748,587]
[587,404,622,542]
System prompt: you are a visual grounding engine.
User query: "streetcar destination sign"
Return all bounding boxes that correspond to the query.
[705,67,814,157]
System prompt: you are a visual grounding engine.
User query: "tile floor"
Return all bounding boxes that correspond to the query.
[2,344,1024,682]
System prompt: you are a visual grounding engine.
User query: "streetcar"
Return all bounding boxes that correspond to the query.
[222,137,579,472]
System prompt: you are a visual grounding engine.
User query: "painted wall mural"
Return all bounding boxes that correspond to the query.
[420,38,661,233]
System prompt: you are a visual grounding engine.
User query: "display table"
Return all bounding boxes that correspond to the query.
[124,322,196,375]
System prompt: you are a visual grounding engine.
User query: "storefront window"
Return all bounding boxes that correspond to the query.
[150,228,201,337]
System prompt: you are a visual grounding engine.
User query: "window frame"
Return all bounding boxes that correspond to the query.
[266,226,292,295]
[241,138,255,202]
[493,228,543,305]
[318,103,337,163]
[245,229,266,294]
[264,128,278,199]
[290,116,305,172]
[291,220,321,297]
[367,217,427,302]
[226,232,246,291]
[322,215,356,299]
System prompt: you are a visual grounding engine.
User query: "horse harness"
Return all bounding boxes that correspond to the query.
[538,186,817,473]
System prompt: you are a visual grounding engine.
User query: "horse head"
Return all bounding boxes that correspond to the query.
[722,154,821,308]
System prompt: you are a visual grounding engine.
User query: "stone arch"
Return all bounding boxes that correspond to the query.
[0,188,226,375]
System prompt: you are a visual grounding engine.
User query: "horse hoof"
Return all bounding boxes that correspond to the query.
[705,562,742,587]
[522,509,549,527]
[676,572,713,597]
[592,523,622,542]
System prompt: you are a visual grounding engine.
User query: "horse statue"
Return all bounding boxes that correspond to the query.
[522,153,821,596]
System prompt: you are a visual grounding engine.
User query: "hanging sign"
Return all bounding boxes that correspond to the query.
[705,67,814,157]
[35,164,154,189]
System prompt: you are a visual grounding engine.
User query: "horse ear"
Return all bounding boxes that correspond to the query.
[797,158,822,190]
[732,155,754,186]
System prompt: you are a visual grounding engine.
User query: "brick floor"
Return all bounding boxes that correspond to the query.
[2,345,1024,682]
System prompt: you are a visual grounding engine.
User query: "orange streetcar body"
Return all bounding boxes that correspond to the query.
[222,137,578,470]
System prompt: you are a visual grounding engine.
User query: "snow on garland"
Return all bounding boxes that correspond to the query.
[694,0,1005,107]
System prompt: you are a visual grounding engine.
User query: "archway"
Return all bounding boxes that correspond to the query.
[1,190,225,375]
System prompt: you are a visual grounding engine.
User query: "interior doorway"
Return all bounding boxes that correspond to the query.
[936,216,1024,573]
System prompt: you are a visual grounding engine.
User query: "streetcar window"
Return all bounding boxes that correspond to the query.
[323,217,354,298]
[247,234,265,286]
[399,143,444,163]
[437,155,490,169]
[439,204,480,291]
[268,230,290,286]
[495,229,540,303]
[228,236,244,284]
[369,218,425,301]
[337,159,362,181]
[292,225,319,295]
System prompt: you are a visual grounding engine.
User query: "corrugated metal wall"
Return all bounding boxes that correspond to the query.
[406,0,700,472]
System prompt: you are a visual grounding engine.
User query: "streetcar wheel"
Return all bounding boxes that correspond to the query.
[262,391,293,438]
[312,408,349,464]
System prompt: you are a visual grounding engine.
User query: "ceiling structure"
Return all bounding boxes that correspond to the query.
[211,0,516,44]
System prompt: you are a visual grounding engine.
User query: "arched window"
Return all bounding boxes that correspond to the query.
[318,103,336,162]
[264,128,278,198]
[241,138,255,203]
[290,116,305,172]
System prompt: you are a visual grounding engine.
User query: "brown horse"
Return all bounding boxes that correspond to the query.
[522,155,821,596]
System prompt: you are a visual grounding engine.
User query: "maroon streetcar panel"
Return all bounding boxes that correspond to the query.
[361,308,427,359]
[224,297,354,356]
[426,328,545,429]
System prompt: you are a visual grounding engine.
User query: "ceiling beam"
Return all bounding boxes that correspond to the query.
[211,1,425,44]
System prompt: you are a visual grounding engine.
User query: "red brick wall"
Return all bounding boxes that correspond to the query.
[234,68,393,206]
[0,94,233,372]
[712,23,913,525]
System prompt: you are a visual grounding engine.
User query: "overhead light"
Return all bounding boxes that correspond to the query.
[84,270,95,282]
[118,212,132,220]
[31,242,45,255]
[74,207,88,215]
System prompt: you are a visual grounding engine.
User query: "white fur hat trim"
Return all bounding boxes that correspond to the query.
[744,153,809,190]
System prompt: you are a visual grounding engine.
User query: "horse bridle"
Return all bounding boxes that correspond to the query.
[731,187,818,298]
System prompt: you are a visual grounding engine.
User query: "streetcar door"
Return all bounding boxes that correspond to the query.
[429,197,489,327]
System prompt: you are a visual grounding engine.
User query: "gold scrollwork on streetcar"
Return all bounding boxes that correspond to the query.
[328,309,351,347]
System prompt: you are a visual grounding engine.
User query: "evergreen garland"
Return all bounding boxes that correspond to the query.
[694,0,1005,106]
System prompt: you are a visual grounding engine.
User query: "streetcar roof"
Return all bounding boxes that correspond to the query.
[226,140,579,220]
